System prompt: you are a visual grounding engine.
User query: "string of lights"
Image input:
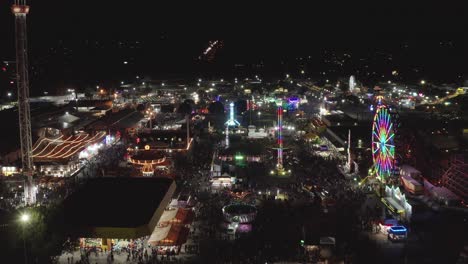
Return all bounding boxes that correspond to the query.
[32,135,75,157]
[44,132,106,159]
[33,134,87,158]
[34,132,106,159]
[31,135,65,152]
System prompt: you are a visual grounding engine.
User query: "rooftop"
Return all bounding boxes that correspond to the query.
[87,109,143,130]
[64,177,175,231]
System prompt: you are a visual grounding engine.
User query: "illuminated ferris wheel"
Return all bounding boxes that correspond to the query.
[372,105,395,182]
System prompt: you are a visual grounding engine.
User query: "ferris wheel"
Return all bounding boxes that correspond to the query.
[372,105,395,182]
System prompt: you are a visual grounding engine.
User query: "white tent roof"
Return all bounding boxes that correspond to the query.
[159,208,179,223]
[57,114,80,124]
[148,224,172,243]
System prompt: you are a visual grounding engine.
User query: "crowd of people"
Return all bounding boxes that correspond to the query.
[59,239,187,264]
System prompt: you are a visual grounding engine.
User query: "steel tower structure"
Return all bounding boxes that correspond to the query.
[12,0,35,204]
[270,99,290,176]
[276,99,284,170]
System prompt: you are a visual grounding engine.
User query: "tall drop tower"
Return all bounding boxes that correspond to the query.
[12,0,35,204]
[225,102,240,127]
[276,99,284,170]
[270,99,290,176]
[224,102,239,149]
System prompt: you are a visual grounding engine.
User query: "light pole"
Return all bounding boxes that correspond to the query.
[20,213,30,264]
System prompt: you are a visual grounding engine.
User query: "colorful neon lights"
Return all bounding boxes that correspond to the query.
[372,105,395,182]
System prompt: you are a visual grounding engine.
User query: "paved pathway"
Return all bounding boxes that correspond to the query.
[57,249,198,264]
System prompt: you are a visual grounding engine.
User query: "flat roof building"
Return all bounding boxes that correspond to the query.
[64,177,176,240]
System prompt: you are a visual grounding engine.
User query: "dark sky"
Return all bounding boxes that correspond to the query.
[0,1,464,56]
[0,0,466,92]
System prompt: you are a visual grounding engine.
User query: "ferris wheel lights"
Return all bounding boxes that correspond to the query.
[372,105,395,182]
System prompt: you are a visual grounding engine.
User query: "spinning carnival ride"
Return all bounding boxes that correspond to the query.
[270,98,291,176]
[372,105,395,182]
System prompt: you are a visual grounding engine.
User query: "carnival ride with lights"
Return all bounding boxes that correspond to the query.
[128,146,168,177]
[225,102,240,127]
[287,97,300,111]
[371,104,396,183]
[222,203,257,224]
[370,95,386,112]
[12,0,34,203]
[270,98,291,177]
[224,102,240,148]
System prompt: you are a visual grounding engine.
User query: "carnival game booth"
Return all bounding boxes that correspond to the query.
[32,131,107,177]
[64,177,176,251]
[381,186,412,221]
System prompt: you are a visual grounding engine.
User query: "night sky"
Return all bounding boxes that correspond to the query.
[0,1,466,94]
[1,1,464,53]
